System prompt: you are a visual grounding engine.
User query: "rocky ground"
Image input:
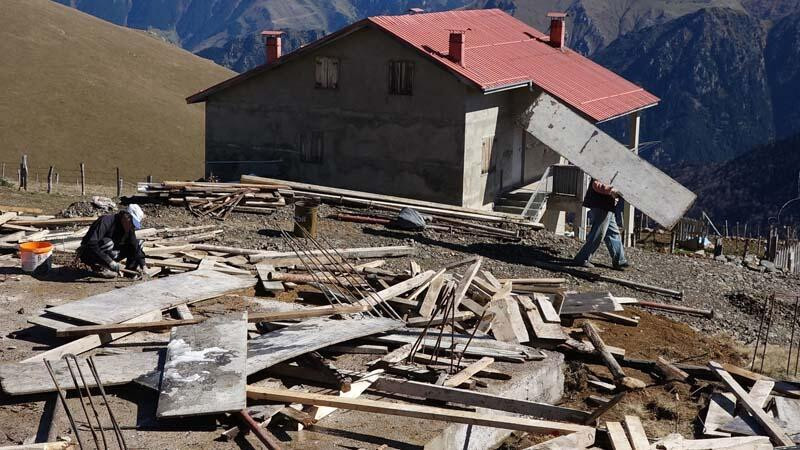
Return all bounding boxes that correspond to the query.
[1,186,797,448]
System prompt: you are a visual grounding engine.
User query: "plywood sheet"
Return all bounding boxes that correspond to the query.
[46,270,255,324]
[157,312,248,418]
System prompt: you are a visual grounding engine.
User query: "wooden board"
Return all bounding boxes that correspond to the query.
[704,393,736,437]
[718,379,775,436]
[708,361,794,446]
[535,295,561,323]
[157,312,247,418]
[519,296,568,342]
[46,270,255,324]
[559,292,622,316]
[351,270,434,310]
[22,310,163,363]
[488,297,529,344]
[246,386,596,444]
[246,317,402,377]
[522,91,696,228]
[774,397,800,435]
[255,264,284,292]
[622,415,649,450]
[606,421,633,450]
[0,351,160,395]
[418,270,446,318]
[443,357,494,387]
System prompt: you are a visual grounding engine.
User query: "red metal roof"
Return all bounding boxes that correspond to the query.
[187,9,658,122]
[368,9,658,121]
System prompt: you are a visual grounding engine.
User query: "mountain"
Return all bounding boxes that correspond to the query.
[0,0,234,183]
[767,11,800,140]
[595,7,773,164]
[669,133,800,227]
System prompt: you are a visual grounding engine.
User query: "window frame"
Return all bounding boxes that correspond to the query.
[315,56,340,90]
[388,60,414,95]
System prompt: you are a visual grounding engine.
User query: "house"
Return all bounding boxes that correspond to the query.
[187,9,668,242]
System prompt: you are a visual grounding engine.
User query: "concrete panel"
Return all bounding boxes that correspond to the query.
[522,92,696,228]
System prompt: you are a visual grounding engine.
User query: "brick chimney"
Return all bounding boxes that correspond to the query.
[448,30,465,66]
[547,12,566,49]
[261,31,283,64]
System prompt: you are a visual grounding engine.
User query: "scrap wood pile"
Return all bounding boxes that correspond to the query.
[5,228,795,450]
[0,206,98,252]
[133,181,293,218]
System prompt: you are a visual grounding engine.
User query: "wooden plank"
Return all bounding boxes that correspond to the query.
[774,397,800,434]
[0,212,17,226]
[55,305,368,337]
[518,296,567,342]
[487,297,529,344]
[606,421,633,450]
[174,304,193,320]
[560,292,622,315]
[22,310,163,363]
[418,270,446,318]
[704,393,736,437]
[246,386,596,444]
[256,264,285,292]
[0,351,160,395]
[522,91,695,228]
[246,317,402,377]
[157,312,247,418]
[250,245,416,264]
[46,270,256,324]
[379,343,414,365]
[708,361,794,446]
[622,416,648,450]
[0,205,43,214]
[443,357,494,387]
[307,370,383,423]
[656,356,689,382]
[406,311,475,327]
[720,362,800,398]
[535,295,561,323]
[718,379,777,436]
[583,321,646,390]
[350,270,434,310]
[482,271,502,290]
[452,258,482,309]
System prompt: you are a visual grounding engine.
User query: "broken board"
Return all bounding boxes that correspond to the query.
[247,317,402,376]
[46,270,256,324]
[559,292,622,316]
[521,91,695,228]
[0,351,161,395]
[157,312,248,418]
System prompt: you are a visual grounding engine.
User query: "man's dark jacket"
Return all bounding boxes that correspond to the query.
[583,179,616,212]
[79,213,145,268]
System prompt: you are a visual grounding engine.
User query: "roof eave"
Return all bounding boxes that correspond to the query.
[594,101,660,124]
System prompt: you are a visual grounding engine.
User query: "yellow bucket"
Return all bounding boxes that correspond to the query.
[19,241,54,273]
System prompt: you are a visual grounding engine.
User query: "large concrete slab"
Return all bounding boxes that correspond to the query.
[157,312,248,418]
[521,91,695,228]
[46,270,256,324]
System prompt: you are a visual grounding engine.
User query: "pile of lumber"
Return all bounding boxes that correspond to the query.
[134,181,292,217]
[0,209,97,251]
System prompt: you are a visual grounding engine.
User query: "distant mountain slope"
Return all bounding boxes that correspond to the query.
[0,0,234,182]
[595,7,774,164]
[669,133,800,225]
[767,11,800,140]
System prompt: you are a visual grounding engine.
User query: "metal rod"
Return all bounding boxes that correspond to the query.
[760,294,776,373]
[456,306,488,368]
[43,360,85,450]
[751,295,769,370]
[62,356,102,449]
[87,356,127,450]
[788,295,799,375]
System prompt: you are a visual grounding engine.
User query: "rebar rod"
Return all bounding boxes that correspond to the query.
[456,306,488,368]
[43,360,85,450]
[788,295,799,375]
[62,356,103,449]
[87,356,127,450]
[752,295,769,370]
[760,294,776,373]
[311,227,404,320]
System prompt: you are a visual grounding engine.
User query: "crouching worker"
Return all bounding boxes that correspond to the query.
[77,204,147,278]
[573,179,629,270]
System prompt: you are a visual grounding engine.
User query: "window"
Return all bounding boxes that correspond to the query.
[315,57,339,89]
[388,60,414,95]
[300,131,324,163]
[481,136,495,174]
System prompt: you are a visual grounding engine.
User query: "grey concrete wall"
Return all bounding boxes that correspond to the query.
[204,26,467,204]
[462,87,562,209]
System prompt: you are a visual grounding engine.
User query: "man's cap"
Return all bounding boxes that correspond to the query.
[127,204,144,229]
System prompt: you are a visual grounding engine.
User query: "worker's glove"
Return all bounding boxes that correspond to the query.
[109,261,122,273]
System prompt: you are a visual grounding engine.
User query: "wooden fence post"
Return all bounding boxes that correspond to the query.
[1,162,4,178]
[147,174,153,183]
[55,173,59,193]
[19,154,28,191]
[47,166,53,194]
[80,163,86,196]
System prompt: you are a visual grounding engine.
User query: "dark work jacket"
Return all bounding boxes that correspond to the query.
[582,179,616,212]
[80,213,145,267]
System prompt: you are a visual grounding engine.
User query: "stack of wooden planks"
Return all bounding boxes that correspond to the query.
[134,181,292,217]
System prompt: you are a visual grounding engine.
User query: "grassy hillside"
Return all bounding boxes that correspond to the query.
[0,0,234,185]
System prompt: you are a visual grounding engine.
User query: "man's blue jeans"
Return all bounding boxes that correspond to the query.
[574,207,627,267]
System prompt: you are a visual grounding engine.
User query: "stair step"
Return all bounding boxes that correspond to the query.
[495,199,529,208]
[494,205,525,214]
[501,191,535,202]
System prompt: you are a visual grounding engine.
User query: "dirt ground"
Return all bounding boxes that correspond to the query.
[0,186,797,449]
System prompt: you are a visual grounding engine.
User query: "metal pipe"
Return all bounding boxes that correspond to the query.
[635,301,713,318]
